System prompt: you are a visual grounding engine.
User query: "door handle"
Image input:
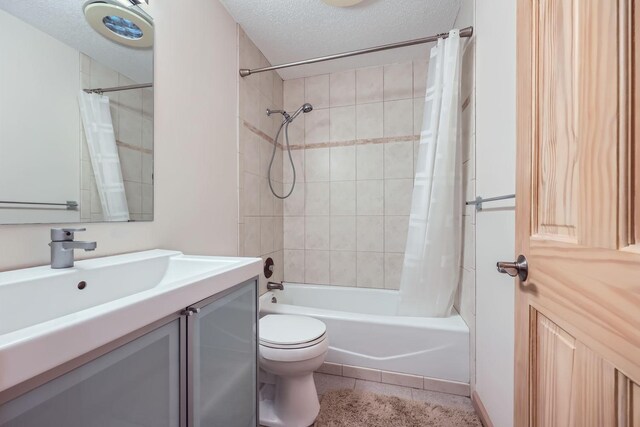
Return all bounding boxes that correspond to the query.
[496,255,528,281]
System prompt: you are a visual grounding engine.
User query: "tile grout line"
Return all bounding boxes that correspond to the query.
[282,63,421,288]
[316,362,470,397]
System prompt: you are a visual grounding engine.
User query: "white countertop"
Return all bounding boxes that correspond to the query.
[0,249,262,393]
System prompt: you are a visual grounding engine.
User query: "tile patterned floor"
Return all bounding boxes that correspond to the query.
[314,372,476,413]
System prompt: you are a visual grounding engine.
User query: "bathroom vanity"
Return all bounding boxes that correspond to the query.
[0,250,261,427]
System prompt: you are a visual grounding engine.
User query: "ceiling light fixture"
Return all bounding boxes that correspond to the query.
[84,0,153,48]
[321,0,365,7]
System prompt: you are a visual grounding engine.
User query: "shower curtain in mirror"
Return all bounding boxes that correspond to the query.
[398,30,463,317]
[78,91,130,221]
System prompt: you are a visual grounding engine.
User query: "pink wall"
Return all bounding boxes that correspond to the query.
[0,0,239,270]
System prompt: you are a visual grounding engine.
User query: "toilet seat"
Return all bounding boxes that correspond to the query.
[259,315,326,347]
[260,333,326,349]
[259,315,328,362]
[259,335,328,362]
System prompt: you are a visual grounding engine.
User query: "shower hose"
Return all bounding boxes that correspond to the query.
[267,118,297,199]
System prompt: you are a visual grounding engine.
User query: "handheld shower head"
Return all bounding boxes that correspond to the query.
[289,103,314,121]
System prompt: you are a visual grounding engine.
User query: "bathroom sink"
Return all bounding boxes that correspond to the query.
[0,250,261,393]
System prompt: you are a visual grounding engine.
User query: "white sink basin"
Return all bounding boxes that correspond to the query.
[0,250,261,393]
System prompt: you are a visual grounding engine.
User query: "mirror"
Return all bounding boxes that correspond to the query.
[0,0,154,224]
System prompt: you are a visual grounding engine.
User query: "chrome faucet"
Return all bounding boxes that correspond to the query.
[49,228,97,269]
[267,281,284,291]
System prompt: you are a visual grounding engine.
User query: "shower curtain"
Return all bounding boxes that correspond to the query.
[398,30,463,317]
[78,91,130,221]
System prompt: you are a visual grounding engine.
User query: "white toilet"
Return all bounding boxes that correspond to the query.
[259,314,328,427]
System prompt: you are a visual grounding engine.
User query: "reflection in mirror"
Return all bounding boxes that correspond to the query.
[0,0,153,224]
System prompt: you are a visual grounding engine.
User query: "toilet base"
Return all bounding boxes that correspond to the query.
[259,373,320,427]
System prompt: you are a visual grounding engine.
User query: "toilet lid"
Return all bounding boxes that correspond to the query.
[260,315,327,346]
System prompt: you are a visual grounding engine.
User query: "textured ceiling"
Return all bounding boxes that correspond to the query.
[0,0,152,84]
[220,0,462,80]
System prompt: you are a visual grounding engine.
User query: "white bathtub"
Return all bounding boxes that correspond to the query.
[259,283,469,384]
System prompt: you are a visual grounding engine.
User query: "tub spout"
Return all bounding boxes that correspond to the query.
[267,281,284,291]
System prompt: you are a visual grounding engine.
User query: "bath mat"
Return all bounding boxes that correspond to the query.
[314,389,483,427]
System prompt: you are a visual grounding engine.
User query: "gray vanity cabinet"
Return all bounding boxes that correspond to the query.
[188,281,257,427]
[0,279,258,427]
[0,319,182,427]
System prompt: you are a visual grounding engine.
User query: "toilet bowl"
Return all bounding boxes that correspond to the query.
[259,314,328,427]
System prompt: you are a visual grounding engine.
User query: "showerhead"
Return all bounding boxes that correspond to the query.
[289,103,314,121]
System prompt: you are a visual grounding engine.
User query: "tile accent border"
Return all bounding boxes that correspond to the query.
[116,140,153,155]
[461,94,472,111]
[289,135,419,151]
[316,362,470,397]
[243,120,276,146]
[243,119,419,152]
[471,390,494,427]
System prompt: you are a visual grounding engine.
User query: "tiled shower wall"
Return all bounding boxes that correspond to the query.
[280,61,429,289]
[80,53,154,222]
[237,28,285,294]
[238,26,475,299]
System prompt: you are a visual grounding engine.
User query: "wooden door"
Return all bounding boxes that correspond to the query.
[516,0,640,425]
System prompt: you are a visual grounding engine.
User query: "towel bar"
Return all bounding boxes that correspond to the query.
[465,194,515,212]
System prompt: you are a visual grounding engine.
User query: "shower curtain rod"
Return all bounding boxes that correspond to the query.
[239,26,473,77]
[83,83,153,94]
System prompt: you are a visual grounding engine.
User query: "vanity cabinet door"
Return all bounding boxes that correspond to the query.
[189,280,257,427]
[0,319,182,427]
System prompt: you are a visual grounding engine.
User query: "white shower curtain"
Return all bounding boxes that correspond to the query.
[78,91,130,222]
[398,30,463,317]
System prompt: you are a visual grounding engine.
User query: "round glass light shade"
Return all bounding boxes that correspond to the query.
[102,15,143,40]
[321,0,365,7]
